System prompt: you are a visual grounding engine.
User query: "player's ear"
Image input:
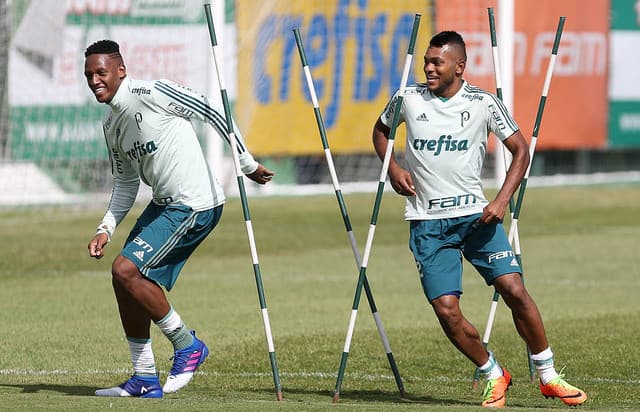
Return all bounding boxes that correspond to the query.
[118,63,127,79]
[455,59,466,76]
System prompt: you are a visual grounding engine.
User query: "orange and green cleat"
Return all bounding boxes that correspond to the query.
[481,368,512,408]
[540,375,587,406]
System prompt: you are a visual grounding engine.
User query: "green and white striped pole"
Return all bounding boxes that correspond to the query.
[472,7,535,389]
[204,4,283,401]
[473,13,566,386]
[331,14,421,403]
[509,16,565,246]
[293,27,405,399]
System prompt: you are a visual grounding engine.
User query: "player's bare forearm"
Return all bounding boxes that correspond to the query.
[483,131,529,223]
[498,131,529,202]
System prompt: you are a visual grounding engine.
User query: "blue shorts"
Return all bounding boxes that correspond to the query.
[409,213,521,302]
[121,203,223,291]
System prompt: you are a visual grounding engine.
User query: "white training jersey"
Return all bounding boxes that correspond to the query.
[96,77,258,239]
[379,80,519,220]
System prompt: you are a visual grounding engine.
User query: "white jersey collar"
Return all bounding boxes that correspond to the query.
[108,76,131,111]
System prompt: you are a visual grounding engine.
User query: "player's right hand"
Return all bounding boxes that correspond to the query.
[88,233,109,259]
[388,164,416,197]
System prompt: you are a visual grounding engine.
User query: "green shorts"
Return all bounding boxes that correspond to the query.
[121,202,223,291]
[409,213,521,301]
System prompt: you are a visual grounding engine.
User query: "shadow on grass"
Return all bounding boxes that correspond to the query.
[279,387,476,407]
[0,383,96,396]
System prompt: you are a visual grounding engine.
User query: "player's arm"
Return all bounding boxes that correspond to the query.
[481,131,529,225]
[479,95,529,224]
[372,97,415,197]
[88,144,140,259]
[152,80,272,183]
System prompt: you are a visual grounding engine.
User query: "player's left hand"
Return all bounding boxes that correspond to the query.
[246,164,274,184]
[480,200,507,225]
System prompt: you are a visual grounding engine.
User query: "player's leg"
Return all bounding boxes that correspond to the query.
[95,258,164,398]
[121,204,223,393]
[469,221,586,406]
[410,218,511,407]
[493,274,587,405]
[493,273,547,353]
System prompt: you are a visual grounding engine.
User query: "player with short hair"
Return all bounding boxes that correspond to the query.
[373,30,587,408]
[85,39,274,398]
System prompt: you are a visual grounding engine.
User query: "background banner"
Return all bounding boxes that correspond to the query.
[236,0,432,156]
[609,0,640,147]
[9,0,212,161]
[435,0,608,150]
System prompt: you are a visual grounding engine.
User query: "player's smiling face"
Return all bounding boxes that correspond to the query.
[84,53,126,103]
[423,44,465,98]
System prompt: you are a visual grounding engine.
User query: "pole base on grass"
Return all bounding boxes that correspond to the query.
[332,392,340,403]
[276,391,283,401]
[472,379,479,391]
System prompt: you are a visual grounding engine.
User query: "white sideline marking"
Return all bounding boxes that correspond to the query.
[0,369,637,385]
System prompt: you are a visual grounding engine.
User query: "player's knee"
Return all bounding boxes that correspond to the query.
[497,277,532,307]
[111,256,140,286]
[431,295,462,324]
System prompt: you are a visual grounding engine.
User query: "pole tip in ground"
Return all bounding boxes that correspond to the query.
[472,380,479,391]
[276,391,284,401]
[400,389,407,398]
[332,393,340,403]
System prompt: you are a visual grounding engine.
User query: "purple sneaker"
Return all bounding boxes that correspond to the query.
[95,374,163,398]
[163,330,209,393]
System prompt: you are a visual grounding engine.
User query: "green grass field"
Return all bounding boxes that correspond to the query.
[0,185,638,411]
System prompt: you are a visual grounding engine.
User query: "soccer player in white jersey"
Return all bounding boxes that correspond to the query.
[84,40,274,398]
[373,31,586,408]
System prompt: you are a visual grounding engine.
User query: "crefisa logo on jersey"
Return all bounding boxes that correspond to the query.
[126,140,158,162]
[131,87,151,96]
[413,135,469,155]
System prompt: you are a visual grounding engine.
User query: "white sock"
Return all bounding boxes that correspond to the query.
[531,347,559,384]
[127,337,156,376]
[479,352,503,380]
[155,307,194,350]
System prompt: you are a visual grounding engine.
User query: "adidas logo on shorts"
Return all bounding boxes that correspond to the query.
[133,250,145,261]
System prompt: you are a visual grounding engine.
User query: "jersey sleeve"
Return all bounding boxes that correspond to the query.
[152,79,258,174]
[486,94,520,141]
[379,88,405,128]
[95,132,140,241]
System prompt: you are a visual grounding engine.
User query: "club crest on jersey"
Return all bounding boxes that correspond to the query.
[460,111,470,127]
[413,135,469,156]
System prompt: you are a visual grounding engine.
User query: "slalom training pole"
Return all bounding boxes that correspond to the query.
[204,4,283,401]
[331,14,421,403]
[293,28,405,398]
[505,16,565,383]
[509,16,565,248]
[472,7,533,389]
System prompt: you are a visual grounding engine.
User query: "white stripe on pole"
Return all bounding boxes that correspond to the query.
[343,310,358,352]
[261,309,275,352]
[494,0,515,187]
